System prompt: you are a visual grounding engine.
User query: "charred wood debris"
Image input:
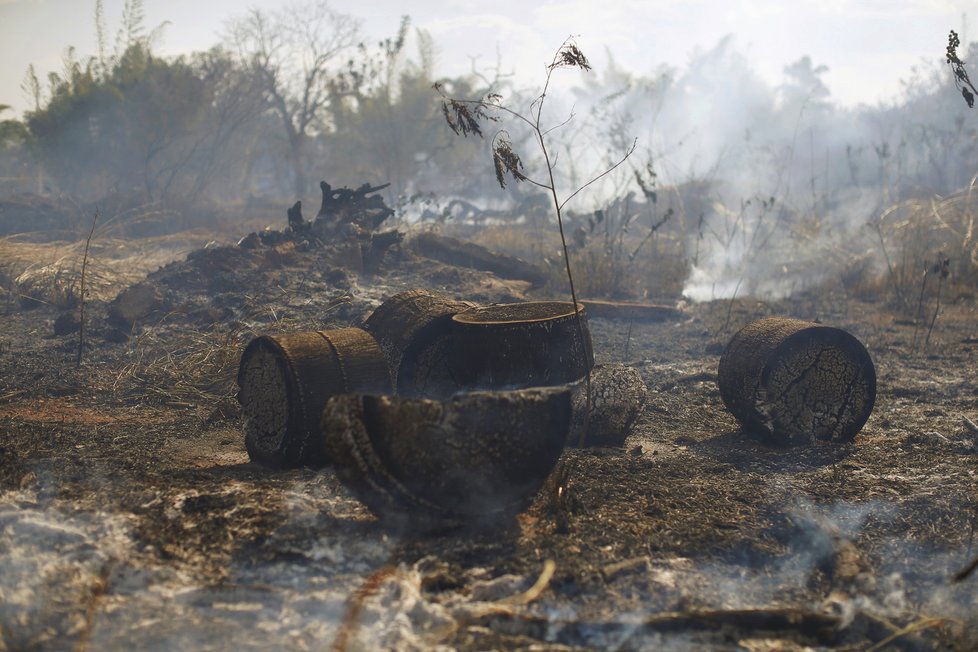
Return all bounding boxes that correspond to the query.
[237,181,401,274]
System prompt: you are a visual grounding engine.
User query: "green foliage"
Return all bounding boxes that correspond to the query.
[26,44,203,201]
[0,105,29,147]
[323,22,488,198]
[23,39,266,206]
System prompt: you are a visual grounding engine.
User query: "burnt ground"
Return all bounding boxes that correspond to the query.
[1,239,977,651]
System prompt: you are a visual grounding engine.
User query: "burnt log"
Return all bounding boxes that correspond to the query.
[363,289,475,398]
[451,301,594,390]
[717,317,876,446]
[409,232,549,285]
[237,327,391,468]
[567,364,648,448]
[321,387,571,524]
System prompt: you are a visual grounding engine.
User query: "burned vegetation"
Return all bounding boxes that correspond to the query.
[0,176,976,651]
[2,27,978,652]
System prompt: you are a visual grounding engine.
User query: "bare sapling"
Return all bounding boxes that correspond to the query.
[77,207,100,367]
[436,38,636,445]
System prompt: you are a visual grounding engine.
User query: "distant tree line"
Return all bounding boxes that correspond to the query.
[0,0,975,231]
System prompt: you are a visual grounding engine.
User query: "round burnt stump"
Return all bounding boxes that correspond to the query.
[237,327,391,468]
[451,301,594,390]
[363,289,475,398]
[717,317,876,446]
[321,387,571,523]
[567,364,648,448]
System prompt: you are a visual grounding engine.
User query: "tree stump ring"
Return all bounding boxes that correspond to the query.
[237,327,391,468]
[717,317,876,446]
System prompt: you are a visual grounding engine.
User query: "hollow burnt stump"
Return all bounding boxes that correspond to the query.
[451,301,594,390]
[321,387,571,524]
[363,288,475,398]
[717,317,876,446]
[237,327,391,468]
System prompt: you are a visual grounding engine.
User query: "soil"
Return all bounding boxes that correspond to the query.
[1,234,977,651]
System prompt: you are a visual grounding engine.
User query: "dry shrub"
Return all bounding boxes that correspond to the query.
[0,224,225,309]
[869,185,978,312]
[464,208,688,301]
[570,236,688,301]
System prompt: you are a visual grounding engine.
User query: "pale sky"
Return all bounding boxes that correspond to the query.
[0,0,970,117]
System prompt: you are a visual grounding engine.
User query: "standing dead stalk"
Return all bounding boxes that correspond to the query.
[437,39,636,447]
[77,207,100,368]
[924,257,949,347]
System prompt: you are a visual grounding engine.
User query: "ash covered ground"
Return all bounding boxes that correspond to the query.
[1,225,977,651]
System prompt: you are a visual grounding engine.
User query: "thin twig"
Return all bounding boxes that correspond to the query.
[719,277,743,336]
[953,554,978,582]
[330,565,398,652]
[864,616,951,651]
[924,263,947,346]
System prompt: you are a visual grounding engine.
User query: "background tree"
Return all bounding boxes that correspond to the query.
[323,21,493,204]
[226,0,361,195]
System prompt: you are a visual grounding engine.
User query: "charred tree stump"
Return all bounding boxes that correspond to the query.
[567,364,648,448]
[364,289,475,398]
[315,181,393,232]
[237,328,391,469]
[717,317,876,446]
[362,229,404,274]
[451,301,594,390]
[321,387,571,524]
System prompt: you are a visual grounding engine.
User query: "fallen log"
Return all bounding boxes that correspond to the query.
[451,301,594,390]
[581,298,683,322]
[409,232,549,285]
[237,328,391,468]
[718,317,876,446]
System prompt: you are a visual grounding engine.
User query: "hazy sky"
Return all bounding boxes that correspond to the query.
[0,0,970,116]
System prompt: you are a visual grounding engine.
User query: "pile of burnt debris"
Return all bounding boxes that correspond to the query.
[238,288,649,527]
[82,181,566,342]
[234,180,547,283]
[236,181,402,274]
[238,286,879,529]
[80,180,680,343]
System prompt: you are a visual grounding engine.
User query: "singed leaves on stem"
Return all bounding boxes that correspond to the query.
[491,134,528,189]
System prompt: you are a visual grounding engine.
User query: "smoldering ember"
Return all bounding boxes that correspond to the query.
[2,15,978,651]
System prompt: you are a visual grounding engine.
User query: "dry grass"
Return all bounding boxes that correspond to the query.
[869,183,978,312]
[0,229,228,308]
[108,295,354,407]
[466,221,688,301]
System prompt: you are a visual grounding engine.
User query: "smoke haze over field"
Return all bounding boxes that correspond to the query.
[0,0,970,116]
[0,0,976,302]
